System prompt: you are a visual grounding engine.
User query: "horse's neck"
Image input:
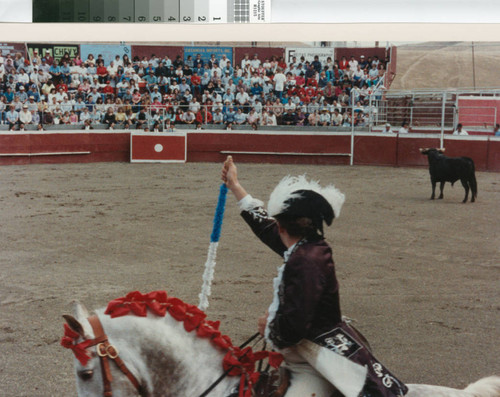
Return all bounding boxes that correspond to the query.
[97,310,239,397]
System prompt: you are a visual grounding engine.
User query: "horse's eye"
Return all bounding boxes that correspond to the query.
[78,369,94,381]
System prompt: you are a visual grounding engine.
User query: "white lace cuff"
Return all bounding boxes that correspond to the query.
[237,194,264,211]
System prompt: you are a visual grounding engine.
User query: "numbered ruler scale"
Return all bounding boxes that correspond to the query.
[33,0,270,23]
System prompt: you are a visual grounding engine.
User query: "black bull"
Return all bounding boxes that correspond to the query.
[420,148,478,203]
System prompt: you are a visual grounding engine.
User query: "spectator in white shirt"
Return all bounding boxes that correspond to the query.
[188,98,201,113]
[263,110,277,126]
[250,54,261,70]
[19,105,32,124]
[383,123,394,133]
[319,109,331,126]
[241,54,251,70]
[213,108,224,125]
[273,68,287,100]
[398,122,411,134]
[453,123,469,135]
[235,88,250,107]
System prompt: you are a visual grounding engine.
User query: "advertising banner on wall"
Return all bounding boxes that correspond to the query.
[0,43,28,58]
[27,43,79,63]
[80,43,132,65]
[285,47,335,65]
[184,46,233,65]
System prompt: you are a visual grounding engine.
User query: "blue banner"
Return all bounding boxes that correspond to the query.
[80,44,131,66]
[184,46,233,66]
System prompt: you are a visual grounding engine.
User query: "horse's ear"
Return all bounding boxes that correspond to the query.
[72,301,90,321]
[64,301,92,338]
[63,314,86,338]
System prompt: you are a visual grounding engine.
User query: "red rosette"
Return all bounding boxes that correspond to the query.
[267,351,284,368]
[145,290,167,303]
[183,311,206,332]
[108,305,131,318]
[196,323,221,339]
[105,298,127,316]
[146,300,168,316]
[222,351,244,376]
[167,298,187,321]
[205,320,220,330]
[125,290,144,301]
[212,334,232,350]
[129,301,147,317]
[235,347,256,373]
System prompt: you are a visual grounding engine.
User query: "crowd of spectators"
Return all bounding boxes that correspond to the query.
[0,47,388,131]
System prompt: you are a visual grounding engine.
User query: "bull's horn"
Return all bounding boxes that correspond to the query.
[419,148,425,152]
[438,148,445,152]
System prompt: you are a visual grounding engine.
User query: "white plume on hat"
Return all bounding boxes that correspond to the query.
[268,175,345,219]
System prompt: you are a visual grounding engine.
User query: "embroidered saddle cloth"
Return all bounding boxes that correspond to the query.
[296,322,408,397]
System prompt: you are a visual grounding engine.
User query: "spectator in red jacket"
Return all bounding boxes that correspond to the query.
[97,61,109,84]
[196,108,213,124]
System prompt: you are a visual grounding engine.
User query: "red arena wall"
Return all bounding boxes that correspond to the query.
[0,132,129,166]
[457,96,500,127]
[0,131,499,172]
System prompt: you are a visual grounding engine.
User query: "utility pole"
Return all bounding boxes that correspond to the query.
[472,41,476,89]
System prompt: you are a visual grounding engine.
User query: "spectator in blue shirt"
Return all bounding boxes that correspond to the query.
[49,64,61,84]
[223,89,235,104]
[27,85,40,102]
[224,105,236,123]
[144,70,158,91]
[60,61,72,85]
[251,82,263,97]
[6,105,19,128]
[3,86,14,103]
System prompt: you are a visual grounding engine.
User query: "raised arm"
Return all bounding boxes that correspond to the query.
[221,155,286,256]
[221,155,247,201]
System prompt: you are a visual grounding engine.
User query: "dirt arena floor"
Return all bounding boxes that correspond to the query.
[0,161,498,396]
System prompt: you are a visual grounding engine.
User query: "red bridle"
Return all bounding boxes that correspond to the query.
[70,315,143,397]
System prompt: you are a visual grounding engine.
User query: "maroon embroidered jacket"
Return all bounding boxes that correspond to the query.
[240,207,342,349]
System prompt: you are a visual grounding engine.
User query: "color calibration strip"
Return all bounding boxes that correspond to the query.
[33,0,270,23]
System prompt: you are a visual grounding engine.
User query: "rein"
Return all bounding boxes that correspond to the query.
[198,332,261,397]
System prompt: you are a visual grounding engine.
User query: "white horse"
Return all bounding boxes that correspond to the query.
[62,292,500,397]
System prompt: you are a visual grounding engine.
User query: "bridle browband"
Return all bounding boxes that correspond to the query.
[85,315,144,397]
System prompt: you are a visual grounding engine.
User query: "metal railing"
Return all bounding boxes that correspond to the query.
[2,90,500,133]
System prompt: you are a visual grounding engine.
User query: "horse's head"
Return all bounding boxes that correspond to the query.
[62,291,283,397]
[62,302,144,397]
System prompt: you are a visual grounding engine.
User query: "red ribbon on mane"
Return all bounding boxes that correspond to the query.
[104,290,284,397]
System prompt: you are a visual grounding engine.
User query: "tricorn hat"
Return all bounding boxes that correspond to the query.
[268,175,345,237]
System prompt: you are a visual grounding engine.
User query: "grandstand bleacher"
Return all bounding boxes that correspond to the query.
[1,43,499,136]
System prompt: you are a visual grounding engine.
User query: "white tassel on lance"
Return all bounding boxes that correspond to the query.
[198,242,219,311]
[198,184,228,312]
